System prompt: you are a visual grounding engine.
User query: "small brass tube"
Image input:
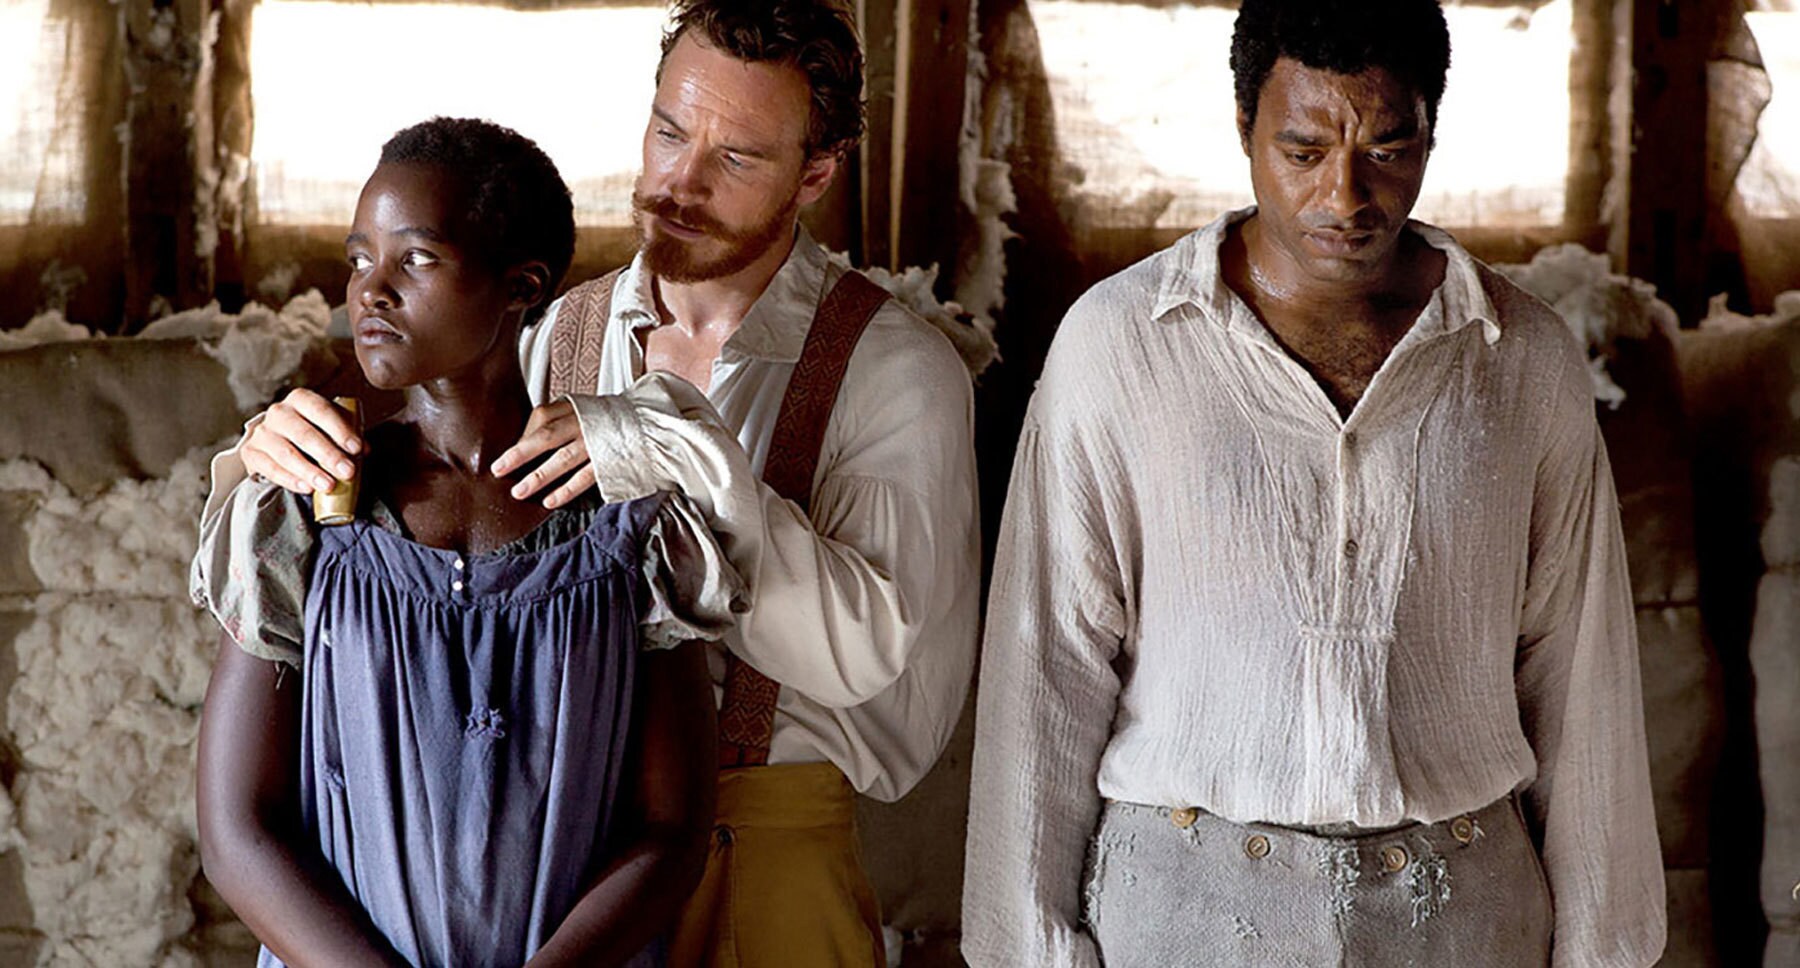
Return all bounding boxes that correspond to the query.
[312,397,361,526]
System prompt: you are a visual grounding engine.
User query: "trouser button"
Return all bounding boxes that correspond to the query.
[1381,845,1409,872]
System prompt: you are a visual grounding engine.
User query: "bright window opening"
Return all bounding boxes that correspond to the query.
[250,1,666,227]
[1742,5,1800,217]
[1031,0,1573,229]
[0,0,85,226]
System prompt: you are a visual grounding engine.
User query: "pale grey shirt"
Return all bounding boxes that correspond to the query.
[963,209,1666,968]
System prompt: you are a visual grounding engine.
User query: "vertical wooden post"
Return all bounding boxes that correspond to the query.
[210,0,255,312]
[890,0,971,285]
[1604,0,1634,271]
[120,0,213,327]
[1566,0,1616,253]
[859,0,899,270]
[1617,0,1712,323]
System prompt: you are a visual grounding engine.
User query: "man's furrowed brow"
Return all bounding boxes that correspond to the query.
[1274,130,1328,148]
[652,105,686,132]
[345,231,369,248]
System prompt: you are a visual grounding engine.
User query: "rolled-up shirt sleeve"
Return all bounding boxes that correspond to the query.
[1515,369,1667,968]
[195,416,261,551]
[568,354,976,710]
[190,477,313,667]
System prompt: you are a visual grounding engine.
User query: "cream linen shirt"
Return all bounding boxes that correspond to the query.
[199,228,980,803]
[523,227,980,802]
[962,210,1665,967]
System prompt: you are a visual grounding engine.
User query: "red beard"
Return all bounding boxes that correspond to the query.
[631,191,797,283]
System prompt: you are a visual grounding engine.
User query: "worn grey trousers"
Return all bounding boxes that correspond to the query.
[1082,795,1552,967]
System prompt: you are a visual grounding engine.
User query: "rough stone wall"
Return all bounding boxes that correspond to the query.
[1675,295,1800,967]
[0,294,332,966]
[1754,456,1800,968]
[0,443,232,967]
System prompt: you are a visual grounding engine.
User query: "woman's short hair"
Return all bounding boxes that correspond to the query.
[379,117,576,320]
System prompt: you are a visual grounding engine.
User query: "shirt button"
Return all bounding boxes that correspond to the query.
[1342,431,1357,449]
[1244,834,1271,859]
[1170,807,1199,829]
[1343,539,1359,558]
[1381,845,1409,872]
[1450,816,1476,845]
[453,558,465,571]
[452,580,465,592]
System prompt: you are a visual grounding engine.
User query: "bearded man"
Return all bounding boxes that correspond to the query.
[192,3,979,966]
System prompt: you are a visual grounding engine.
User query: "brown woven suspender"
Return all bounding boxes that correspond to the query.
[544,266,891,769]
[718,270,889,768]
[545,269,622,400]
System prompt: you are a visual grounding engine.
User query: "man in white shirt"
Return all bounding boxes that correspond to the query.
[195,2,978,965]
[963,1,1665,966]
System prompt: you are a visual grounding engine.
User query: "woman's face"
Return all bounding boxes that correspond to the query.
[345,162,516,390]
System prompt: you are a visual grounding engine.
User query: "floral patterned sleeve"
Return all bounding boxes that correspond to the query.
[189,480,314,668]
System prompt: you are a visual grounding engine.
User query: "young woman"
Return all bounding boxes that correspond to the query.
[193,118,736,968]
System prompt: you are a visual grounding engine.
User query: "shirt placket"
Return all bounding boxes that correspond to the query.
[1329,372,1425,632]
[1333,427,1362,618]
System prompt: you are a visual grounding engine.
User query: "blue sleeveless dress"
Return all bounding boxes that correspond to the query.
[257,495,667,968]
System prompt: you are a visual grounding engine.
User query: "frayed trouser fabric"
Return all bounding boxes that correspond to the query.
[669,762,885,968]
[1083,795,1552,967]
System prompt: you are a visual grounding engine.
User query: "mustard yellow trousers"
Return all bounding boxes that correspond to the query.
[668,762,885,968]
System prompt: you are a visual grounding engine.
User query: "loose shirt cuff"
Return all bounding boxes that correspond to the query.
[567,388,667,502]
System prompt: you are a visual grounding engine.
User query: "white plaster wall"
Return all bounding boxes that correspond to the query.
[0,444,226,966]
[0,293,328,965]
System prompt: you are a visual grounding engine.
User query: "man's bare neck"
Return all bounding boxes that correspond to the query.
[1221,218,1448,419]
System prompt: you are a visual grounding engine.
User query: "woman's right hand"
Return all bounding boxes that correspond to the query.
[241,388,364,494]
